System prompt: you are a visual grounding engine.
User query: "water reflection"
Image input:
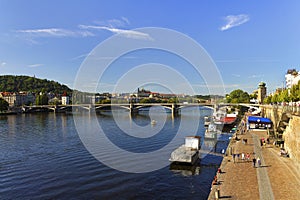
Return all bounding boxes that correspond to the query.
[169,162,201,176]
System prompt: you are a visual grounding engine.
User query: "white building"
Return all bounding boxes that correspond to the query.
[285,69,300,89]
[61,96,70,105]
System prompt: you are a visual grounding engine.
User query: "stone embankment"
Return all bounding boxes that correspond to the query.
[282,115,300,170]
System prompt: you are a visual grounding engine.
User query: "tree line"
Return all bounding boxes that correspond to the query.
[264,81,300,104]
[0,75,72,94]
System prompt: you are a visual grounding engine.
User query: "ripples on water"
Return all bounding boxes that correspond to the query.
[0,108,231,199]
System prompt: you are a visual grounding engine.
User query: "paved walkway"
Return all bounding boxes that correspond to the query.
[252,133,274,200]
[208,130,300,200]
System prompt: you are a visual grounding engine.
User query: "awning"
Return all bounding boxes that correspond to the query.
[248,116,272,124]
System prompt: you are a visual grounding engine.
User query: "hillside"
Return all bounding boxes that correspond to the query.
[0,75,72,94]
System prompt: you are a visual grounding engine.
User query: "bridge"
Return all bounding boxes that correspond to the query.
[22,102,257,116]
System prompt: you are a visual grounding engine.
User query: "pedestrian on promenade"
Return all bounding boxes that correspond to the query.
[252,157,256,167]
[246,153,250,162]
[257,157,261,167]
[241,152,245,162]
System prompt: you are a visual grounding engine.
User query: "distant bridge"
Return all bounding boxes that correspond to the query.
[22,103,257,116]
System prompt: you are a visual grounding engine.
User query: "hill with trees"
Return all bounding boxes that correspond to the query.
[0,75,72,94]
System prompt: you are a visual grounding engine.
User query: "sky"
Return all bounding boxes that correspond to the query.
[1,0,300,95]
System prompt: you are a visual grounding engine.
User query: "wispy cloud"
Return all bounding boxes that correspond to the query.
[70,53,90,61]
[220,14,250,31]
[1,62,6,66]
[70,52,137,61]
[17,28,94,38]
[28,63,43,68]
[248,74,264,79]
[94,17,130,27]
[79,25,153,40]
[232,74,241,78]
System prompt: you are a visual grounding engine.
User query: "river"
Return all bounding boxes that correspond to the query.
[0,107,231,199]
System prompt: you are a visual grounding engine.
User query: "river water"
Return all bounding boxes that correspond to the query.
[0,107,231,199]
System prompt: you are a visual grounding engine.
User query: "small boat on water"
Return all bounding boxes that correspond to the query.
[205,123,220,139]
[151,120,157,125]
[169,136,201,165]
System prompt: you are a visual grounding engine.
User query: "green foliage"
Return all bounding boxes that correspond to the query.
[263,95,272,104]
[249,93,258,99]
[35,94,49,105]
[290,81,300,102]
[167,97,179,103]
[98,99,111,104]
[0,75,72,94]
[0,98,9,111]
[266,80,300,104]
[271,93,280,103]
[226,89,250,103]
[139,98,152,103]
[279,89,290,102]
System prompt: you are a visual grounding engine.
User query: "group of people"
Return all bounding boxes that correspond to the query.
[260,137,270,147]
[232,152,252,163]
[231,152,262,167]
[252,157,262,168]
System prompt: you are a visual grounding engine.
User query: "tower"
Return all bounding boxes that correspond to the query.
[257,82,267,104]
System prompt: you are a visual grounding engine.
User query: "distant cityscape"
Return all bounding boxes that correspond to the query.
[1,68,300,109]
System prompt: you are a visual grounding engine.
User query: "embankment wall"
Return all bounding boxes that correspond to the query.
[283,115,300,166]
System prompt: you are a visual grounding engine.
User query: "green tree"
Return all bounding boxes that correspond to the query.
[226,89,250,103]
[139,98,152,103]
[0,75,72,94]
[263,95,272,104]
[271,93,280,103]
[35,93,49,105]
[0,98,9,112]
[290,81,300,102]
[249,93,258,99]
[100,99,111,104]
[279,89,290,102]
[167,97,179,103]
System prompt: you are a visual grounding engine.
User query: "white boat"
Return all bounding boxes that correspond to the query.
[169,136,201,164]
[151,120,157,125]
[205,123,220,139]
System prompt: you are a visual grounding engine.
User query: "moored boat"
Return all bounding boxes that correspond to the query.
[205,123,220,139]
[169,136,201,165]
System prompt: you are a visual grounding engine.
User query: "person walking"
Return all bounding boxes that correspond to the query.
[252,157,256,167]
[241,152,245,162]
[246,153,250,162]
[257,157,261,167]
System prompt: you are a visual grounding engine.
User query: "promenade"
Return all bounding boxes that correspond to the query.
[208,129,300,200]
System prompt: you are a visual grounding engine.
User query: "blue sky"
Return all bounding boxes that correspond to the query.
[1,0,300,95]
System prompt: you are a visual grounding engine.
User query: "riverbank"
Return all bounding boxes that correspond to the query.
[208,129,300,199]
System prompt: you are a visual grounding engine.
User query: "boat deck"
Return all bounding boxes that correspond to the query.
[169,145,199,164]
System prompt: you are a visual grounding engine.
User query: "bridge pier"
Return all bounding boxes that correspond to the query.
[171,103,180,117]
[129,103,138,115]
